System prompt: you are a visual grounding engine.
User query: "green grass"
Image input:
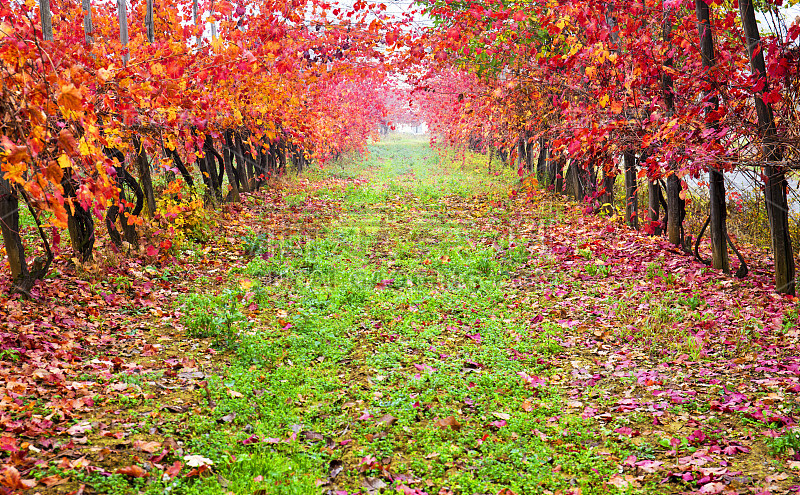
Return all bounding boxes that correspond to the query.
[87,136,658,494]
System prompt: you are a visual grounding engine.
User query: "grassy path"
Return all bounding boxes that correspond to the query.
[166,137,631,495]
[33,136,800,495]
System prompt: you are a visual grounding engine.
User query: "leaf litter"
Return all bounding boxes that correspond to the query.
[1,139,799,494]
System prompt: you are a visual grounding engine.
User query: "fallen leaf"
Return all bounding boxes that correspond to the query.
[698,482,726,494]
[66,421,93,436]
[218,413,236,423]
[378,414,397,425]
[133,440,162,453]
[433,416,461,430]
[117,465,148,478]
[0,466,36,489]
[184,454,214,467]
[39,475,68,487]
[164,461,182,480]
[329,459,343,479]
[362,476,387,494]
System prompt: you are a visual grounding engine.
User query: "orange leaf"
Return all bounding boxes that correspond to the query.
[0,466,36,489]
[58,129,79,156]
[133,440,162,453]
[47,159,65,183]
[217,1,233,15]
[117,465,148,478]
[51,201,68,229]
[184,464,210,478]
[58,84,83,112]
[39,475,68,488]
[1,135,30,165]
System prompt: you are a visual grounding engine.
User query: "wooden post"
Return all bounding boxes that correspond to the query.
[117,0,129,64]
[146,0,154,43]
[525,134,534,173]
[565,162,583,200]
[133,136,157,216]
[602,167,616,211]
[82,0,93,43]
[663,7,683,246]
[536,137,548,185]
[624,151,638,229]
[648,181,662,235]
[739,0,795,294]
[0,178,29,290]
[39,0,53,40]
[695,0,730,273]
[210,0,217,39]
[193,0,201,47]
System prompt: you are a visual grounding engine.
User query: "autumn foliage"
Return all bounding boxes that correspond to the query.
[410,0,800,294]
[0,0,406,293]
[3,0,800,294]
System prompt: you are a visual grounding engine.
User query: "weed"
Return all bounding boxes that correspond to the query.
[781,309,798,335]
[678,295,703,310]
[242,229,269,255]
[0,349,20,362]
[178,290,249,349]
[767,428,800,455]
[584,263,610,277]
[284,192,308,208]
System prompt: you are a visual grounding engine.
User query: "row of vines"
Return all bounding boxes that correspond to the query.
[412,0,800,295]
[7,0,800,298]
[0,0,419,295]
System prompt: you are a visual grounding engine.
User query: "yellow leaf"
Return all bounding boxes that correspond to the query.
[2,162,26,184]
[599,95,609,108]
[57,153,71,169]
[97,67,113,81]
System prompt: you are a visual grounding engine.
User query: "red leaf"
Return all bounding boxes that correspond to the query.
[762,89,781,105]
[184,464,210,478]
[40,475,68,487]
[216,1,233,15]
[164,461,182,480]
[0,436,18,452]
[146,245,159,257]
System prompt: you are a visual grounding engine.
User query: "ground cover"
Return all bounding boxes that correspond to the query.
[3,135,800,495]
